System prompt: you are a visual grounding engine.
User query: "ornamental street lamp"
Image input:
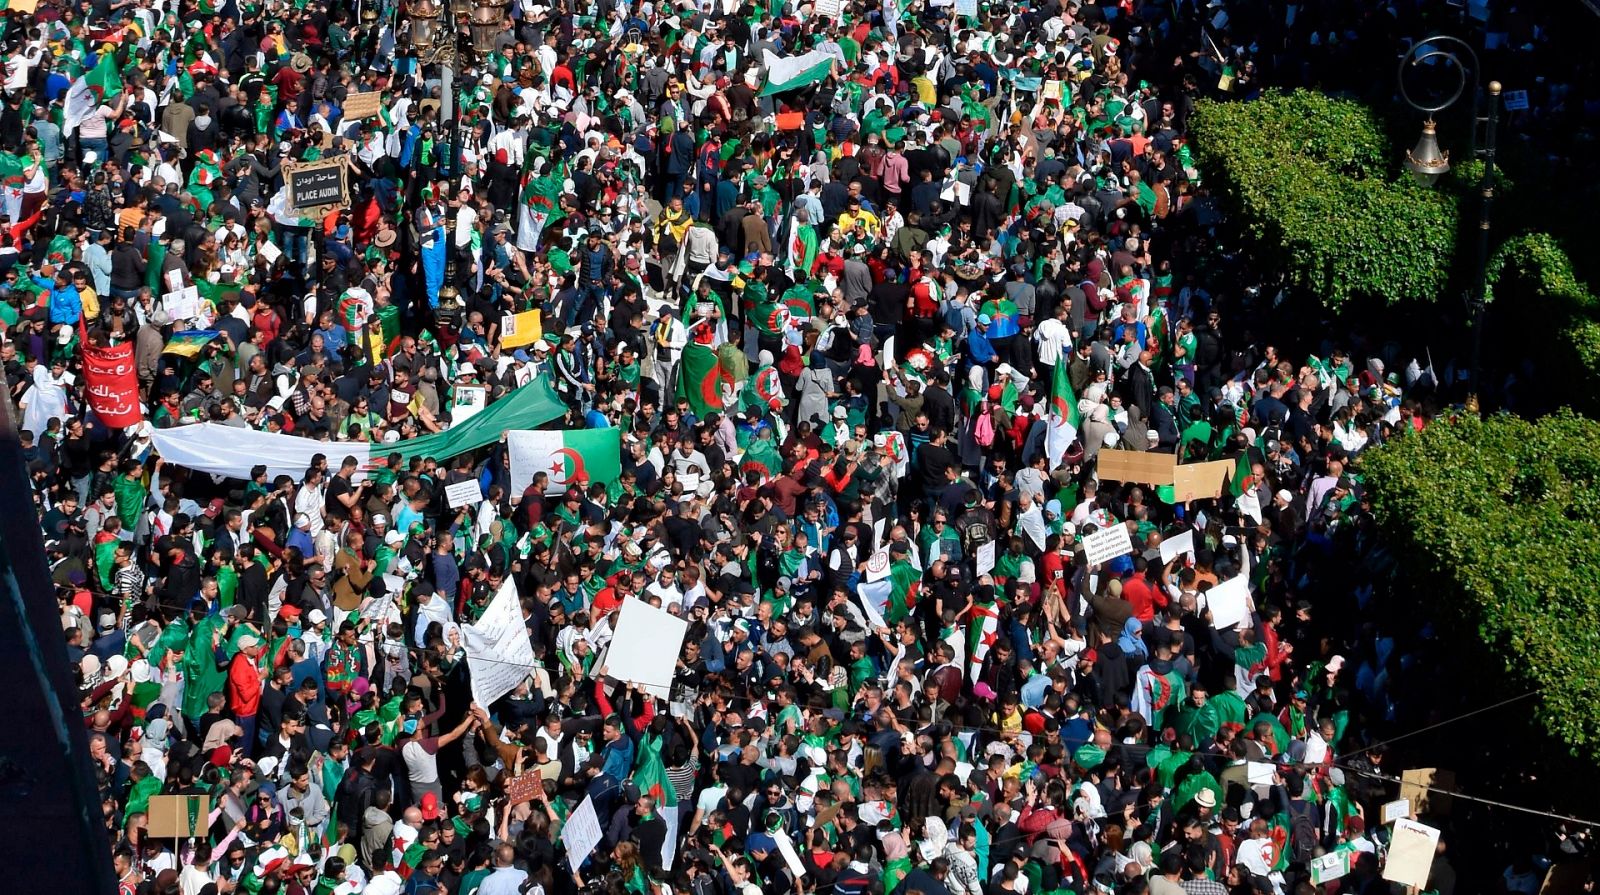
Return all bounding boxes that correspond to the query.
[1398,35,1499,411]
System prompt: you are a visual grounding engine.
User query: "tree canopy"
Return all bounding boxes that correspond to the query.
[1363,411,1600,750]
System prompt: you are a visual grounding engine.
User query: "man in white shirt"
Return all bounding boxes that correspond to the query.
[1035,302,1073,374]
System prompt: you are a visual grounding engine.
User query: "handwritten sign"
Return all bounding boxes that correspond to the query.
[504,769,544,806]
[1502,89,1529,111]
[954,0,977,16]
[462,577,535,708]
[1382,798,1412,825]
[976,541,996,577]
[82,340,144,427]
[1382,818,1441,889]
[1080,523,1133,567]
[561,795,603,869]
[162,285,202,321]
[445,479,484,509]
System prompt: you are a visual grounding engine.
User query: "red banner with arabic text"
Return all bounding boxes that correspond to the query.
[81,341,143,428]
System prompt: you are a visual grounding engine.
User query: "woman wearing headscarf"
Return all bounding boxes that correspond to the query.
[795,351,834,428]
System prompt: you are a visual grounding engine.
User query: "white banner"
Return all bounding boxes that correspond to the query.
[605,598,688,700]
[462,578,535,708]
[152,423,374,482]
[1080,523,1133,566]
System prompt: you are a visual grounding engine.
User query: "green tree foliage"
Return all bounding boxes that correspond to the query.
[1363,411,1600,750]
[1487,233,1600,414]
[1190,90,1459,308]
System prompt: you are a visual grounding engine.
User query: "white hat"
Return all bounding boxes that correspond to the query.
[384,529,405,546]
[1276,489,1294,504]
[257,755,280,778]
[129,658,152,683]
[308,609,327,625]
[383,429,401,444]
[1102,431,1119,447]
[105,655,128,679]
[237,634,261,650]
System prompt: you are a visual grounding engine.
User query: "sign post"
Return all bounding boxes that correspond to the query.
[283,157,351,220]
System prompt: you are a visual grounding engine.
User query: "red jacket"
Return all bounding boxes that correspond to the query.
[227,651,262,717]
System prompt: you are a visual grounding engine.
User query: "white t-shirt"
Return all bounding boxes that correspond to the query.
[402,739,441,788]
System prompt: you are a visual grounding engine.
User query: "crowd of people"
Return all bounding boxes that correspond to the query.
[17,0,1579,892]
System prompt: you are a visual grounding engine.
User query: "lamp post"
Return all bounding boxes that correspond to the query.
[1398,36,1499,412]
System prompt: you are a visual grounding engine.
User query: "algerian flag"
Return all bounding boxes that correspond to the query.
[1045,359,1080,467]
[507,429,621,496]
[760,49,836,96]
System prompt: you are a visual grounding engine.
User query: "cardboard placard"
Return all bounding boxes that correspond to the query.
[503,769,544,806]
[1399,768,1455,816]
[1096,449,1177,486]
[146,794,212,838]
[343,91,384,120]
[1382,818,1440,888]
[1172,460,1234,503]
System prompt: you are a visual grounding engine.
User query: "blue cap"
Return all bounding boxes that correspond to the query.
[513,349,531,362]
[977,314,993,325]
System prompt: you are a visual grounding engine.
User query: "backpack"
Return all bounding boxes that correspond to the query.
[973,401,995,447]
[1287,799,1320,864]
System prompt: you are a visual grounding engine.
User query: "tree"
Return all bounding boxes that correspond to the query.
[1190,90,1459,309]
[1362,411,1600,750]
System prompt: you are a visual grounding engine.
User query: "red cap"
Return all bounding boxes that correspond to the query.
[419,791,441,820]
[278,604,302,619]
[1080,649,1097,665]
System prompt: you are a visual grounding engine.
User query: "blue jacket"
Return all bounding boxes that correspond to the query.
[599,735,634,781]
[48,281,82,325]
[965,329,998,365]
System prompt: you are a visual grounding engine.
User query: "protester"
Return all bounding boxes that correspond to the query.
[23,0,1583,892]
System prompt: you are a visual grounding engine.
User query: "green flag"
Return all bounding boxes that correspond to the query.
[631,730,678,808]
[1045,358,1080,466]
[678,342,729,416]
[85,54,124,101]
[739,437,783,481]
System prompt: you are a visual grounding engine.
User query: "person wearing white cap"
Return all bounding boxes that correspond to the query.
[229,634,266,747]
